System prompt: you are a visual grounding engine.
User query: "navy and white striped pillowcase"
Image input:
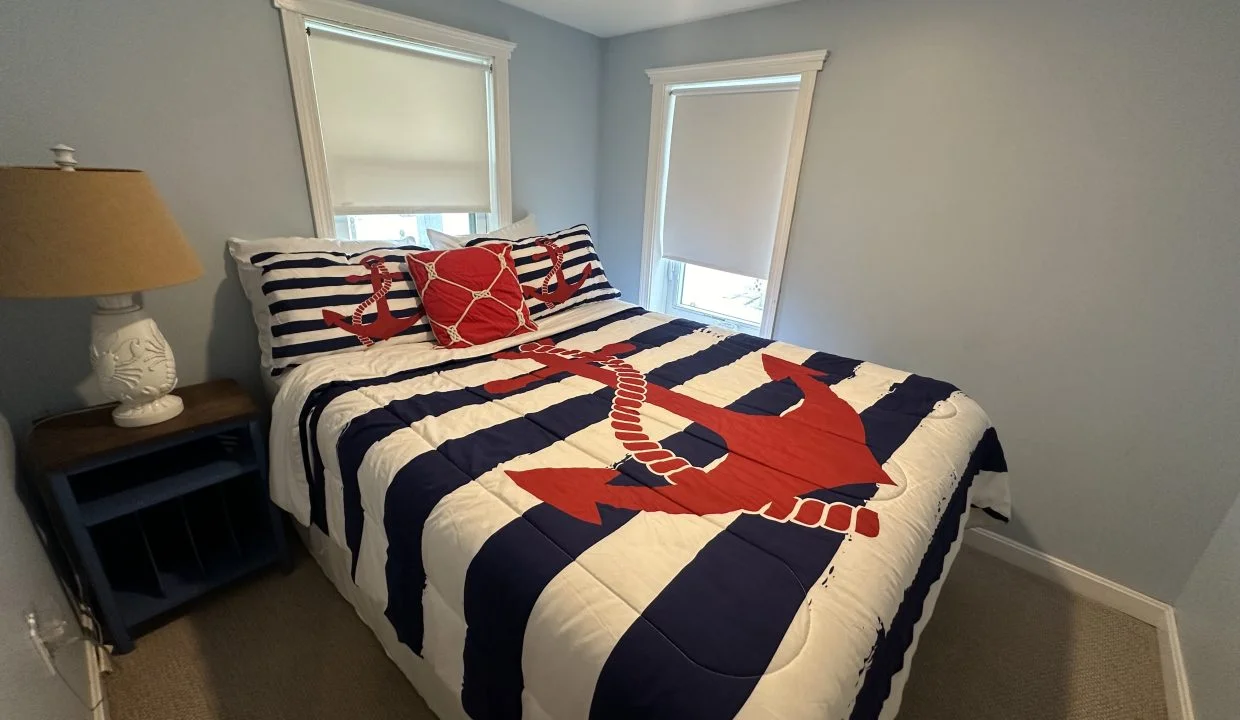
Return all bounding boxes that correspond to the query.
[465,225,621,319]
[253,245,433,376]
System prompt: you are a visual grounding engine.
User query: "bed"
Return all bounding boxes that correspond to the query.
[264,294,1010,720]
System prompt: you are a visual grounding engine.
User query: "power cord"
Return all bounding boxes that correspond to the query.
[53,642,104,713]
[28,606,105,712]
[24,492,109,713]
[28,400,116,432]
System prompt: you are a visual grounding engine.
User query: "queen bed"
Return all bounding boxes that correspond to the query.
[234,225,1010,720]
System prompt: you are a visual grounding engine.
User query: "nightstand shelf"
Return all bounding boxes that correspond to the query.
[26,380,288,654]
[78,456,259,527]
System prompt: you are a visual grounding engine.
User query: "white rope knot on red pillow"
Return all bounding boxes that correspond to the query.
[406,244,538,349]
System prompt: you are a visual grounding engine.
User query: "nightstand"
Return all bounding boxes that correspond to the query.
[26,379,288,654]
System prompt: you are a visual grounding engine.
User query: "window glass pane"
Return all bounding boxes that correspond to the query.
[335,213,479,245]
[441,213,473,235]
[677,263,766,326]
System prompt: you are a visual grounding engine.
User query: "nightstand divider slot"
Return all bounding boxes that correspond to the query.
[141,502,207,591]
[112,473,280,627]
[91,515,163,603]
[132,512,171,601]
[184,482,246,576]
[79,457,258,527]
[176,498,210,577]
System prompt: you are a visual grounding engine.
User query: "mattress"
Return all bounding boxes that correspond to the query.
[269,299,1010,719]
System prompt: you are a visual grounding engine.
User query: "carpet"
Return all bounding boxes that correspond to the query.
[104,544,1167,719]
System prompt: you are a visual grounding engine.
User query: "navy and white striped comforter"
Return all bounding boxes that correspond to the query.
[270,299,1009,720]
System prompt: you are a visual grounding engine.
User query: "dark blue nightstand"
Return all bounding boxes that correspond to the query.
[26,379,288,654]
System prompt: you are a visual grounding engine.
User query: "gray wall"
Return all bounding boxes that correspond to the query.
[1177,492,1240,719]
[598,0,1240,601]
[0,0,602,432]
[0,415,90,720]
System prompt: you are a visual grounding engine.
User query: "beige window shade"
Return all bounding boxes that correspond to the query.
[308,27,493,215]
[661,86,799,280]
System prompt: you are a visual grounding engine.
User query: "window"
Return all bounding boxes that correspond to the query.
[640,52,826,336]
[277,0,515,243]
[334,212,484,244]
[673,263,766,328]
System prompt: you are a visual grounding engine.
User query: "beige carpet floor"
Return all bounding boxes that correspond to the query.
[103,544,1167,720]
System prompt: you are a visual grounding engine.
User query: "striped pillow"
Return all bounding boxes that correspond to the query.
[233,243,433,377]
[466,225,621,319]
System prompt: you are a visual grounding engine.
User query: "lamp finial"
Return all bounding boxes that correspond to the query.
[50,144,78,171]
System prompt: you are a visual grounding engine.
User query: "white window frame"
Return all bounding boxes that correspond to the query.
[275,0,516,238]
[639,51,827,338]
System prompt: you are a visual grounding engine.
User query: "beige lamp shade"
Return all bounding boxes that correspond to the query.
[0,167,203,298]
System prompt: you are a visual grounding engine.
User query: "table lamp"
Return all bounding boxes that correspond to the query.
[0,146,204,427]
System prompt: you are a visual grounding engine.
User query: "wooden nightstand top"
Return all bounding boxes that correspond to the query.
[29,379,259,473]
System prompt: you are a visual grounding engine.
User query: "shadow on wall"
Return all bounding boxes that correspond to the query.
[205,246,265,408]
[0,296,102,432]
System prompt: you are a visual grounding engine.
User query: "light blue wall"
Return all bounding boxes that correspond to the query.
[0,0,602,431]
[1177,493,1240,719]
[597,0,1240,601]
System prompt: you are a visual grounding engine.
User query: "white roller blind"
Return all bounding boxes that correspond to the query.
[661,87,799,280]
[308,27,493,215]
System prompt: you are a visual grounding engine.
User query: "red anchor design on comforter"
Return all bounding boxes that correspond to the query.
[484,339,893,536]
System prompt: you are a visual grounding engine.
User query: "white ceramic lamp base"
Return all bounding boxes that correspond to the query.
[111,394,184,428]
[89,294,183,428]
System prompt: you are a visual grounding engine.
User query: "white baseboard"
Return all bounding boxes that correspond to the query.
[964,528,1195,720]
[84,639,107,720]
[1156,610,1195,720]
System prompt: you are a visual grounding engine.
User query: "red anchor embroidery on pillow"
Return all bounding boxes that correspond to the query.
[523,237,594,308]
[322,256,425,347]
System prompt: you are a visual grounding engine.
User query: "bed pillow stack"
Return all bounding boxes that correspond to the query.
[230,224,622,369]
[229,237,433,378]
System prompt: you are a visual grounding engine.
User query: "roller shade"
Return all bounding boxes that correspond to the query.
[308,25,493,215]
[661,86,799,280]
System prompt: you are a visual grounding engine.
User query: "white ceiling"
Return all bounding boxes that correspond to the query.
[498,0,802,38]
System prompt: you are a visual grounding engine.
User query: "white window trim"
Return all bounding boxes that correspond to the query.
[639,50,827,338]
[275,0,515,237]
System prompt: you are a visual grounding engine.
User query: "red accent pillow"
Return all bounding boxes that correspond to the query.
[406,245,538,349]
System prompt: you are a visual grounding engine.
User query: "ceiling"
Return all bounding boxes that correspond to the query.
[498,0,802,38]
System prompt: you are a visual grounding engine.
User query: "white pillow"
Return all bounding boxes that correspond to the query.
[425,215,538,250]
